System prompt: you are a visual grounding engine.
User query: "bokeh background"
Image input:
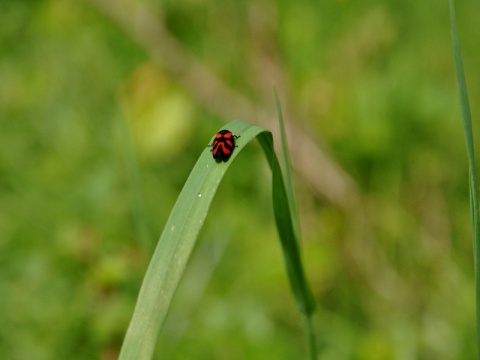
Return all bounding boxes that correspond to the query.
[1,0,480,359]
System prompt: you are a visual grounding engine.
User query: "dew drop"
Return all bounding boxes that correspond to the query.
[197,193,202,198]
[171,225,175,231]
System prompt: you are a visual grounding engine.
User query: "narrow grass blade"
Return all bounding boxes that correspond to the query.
[449,0,480,355]
[274,90,300,238]
[273,91,317,359]
[257,131,316,316]
[119,119,315,359]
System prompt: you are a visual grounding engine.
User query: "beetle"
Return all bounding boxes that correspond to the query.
[209,130,240,162]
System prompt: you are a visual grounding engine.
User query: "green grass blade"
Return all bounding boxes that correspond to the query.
[257,131,316,315]
[119,119,315,359]
[274,90,300,238]
[273,92,317,359]
[449,0,480,355]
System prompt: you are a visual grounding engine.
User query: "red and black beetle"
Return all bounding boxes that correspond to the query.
[209,130,240,162]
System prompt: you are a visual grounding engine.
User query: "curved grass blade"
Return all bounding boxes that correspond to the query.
[273,91,317,358]
[257,131,316,316]
[449,0,480,355]
[119,119,316,359]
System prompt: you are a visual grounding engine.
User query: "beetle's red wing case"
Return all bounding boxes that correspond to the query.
[208,130,239,162]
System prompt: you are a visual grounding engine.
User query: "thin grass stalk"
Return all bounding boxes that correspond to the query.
[449,0,480,355]
[274,92,317,359]
[274,90,300,238]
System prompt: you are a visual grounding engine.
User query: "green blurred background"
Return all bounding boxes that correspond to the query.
[1,0,479,359]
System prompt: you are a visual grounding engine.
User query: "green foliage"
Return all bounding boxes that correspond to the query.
[1,0,480,359]
[449,0,480,355]
[119,120,315,359]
